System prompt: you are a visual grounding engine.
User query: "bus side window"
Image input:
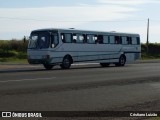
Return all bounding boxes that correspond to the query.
[109,36,115,44]
[61,33,65,43]
[51,33,58,48]
[115,36,122,44]
[87,35,90,43]
[122,36,127,45]
[127,37,132,44]
[65,34,72,43]
[73,34,77,43]
[137,37,140,45]
[87,35,95,44]
[77,34,85,43]
[61,33,72,43]
[103,35,109,44]
[132,37,137,45]
[115,36,120,44]
[93,35,97,44]
[97,35,103,44]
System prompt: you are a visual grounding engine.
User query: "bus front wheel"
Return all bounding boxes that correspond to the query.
[115,55,126,66]
[43,64,54,70]
[60,56,71,69]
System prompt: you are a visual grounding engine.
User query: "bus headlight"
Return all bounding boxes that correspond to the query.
[42,55,50,59]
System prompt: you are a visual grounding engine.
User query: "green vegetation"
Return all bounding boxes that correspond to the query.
[141,43,160,59]
[0,39,28,63]
[149,117,160,120]
[0,39,160,63]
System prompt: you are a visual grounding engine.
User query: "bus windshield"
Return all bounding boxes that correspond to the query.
[28,31,50,49]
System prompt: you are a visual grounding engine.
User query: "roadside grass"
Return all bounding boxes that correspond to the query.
[0,57,28,64]
[0,56,160,64]
[141,53,160,60]
[149,117,160,120]
[141,57,160,60]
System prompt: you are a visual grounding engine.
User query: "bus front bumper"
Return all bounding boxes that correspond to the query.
[28,59,50,65]
[28,55,52,65]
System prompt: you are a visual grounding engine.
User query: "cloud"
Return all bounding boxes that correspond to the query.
[0,5,137,20]
[0,5,138,31]
[0,2,146,40]
[97,0,160,5]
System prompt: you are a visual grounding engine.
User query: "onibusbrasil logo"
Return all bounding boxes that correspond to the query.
[1,112,42,118]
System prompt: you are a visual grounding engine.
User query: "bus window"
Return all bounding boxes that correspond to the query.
[115,36,121,44]
[51,33,58,48]
[103,35,109,44]
[29,34,38,49]
[61,33,64,42]
[87,35,96,44]
[137,37,140,45]
[132,37,137,45]
[93,35,97,43]
[109,36,115,44]
[77,34,85,43]
[127,37,132,44]
[61,33,72,43]
[97,35,103,44]
[39,32,50,48]
[122,36,127,45]
[73,34,77,43]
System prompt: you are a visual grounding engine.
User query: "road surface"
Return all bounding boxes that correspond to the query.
[0,62,160,119]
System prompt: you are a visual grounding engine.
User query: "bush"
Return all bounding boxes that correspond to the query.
[0,49,18,57]
[0,39,28,59]
[141,43,160,59]
[17,52,27,59]
[0,40,28,52]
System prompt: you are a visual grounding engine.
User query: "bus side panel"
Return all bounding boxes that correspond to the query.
[125,53,135,63]
[51,43,79,63]
[122,45,141,63]
[109,44,122,63]
[76,44,111,63]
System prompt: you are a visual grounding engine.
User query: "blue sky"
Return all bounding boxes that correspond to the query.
[0,0,160,43]
[0,0,96,7]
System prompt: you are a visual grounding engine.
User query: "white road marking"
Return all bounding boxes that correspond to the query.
[0,77,56,83]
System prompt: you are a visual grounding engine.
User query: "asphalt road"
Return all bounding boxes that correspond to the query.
[0,62,160,117]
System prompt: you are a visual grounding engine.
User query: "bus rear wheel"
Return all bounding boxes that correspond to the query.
[43,64,54,70]
[60,56,71,69]
[100,63,110,67]
[115,55,126,66]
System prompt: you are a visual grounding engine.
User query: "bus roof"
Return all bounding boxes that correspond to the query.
[32,28,140,36]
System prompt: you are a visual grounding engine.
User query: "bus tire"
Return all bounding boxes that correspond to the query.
[115,55,126,66]
[100,63,110,67]
[43,64,54,70]
[60,56,71,69]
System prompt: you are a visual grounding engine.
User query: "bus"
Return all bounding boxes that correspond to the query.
[27,28,141,70]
